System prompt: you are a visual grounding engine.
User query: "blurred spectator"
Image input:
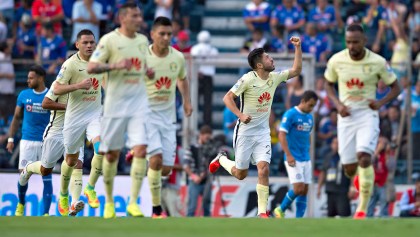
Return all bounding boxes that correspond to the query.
[345,0,368,24]
[71,0,102,46]
[285,75,304,109]
[407,0,420,35]
[270,0,306,35]
[155,0,174,20]
[317,109,338,158]
[13,0,33,39]
[380,105,402,145]
[191,30,219,126]
[96,0,115,36]
[36,23,67,78]
[0,13,7,42]
[0,41,15,118]
[243,0,271,34]
[162,145,184,217]
[240,28,270,53]
[317,137,351,217]
[399,173,420,217]
[32,0,65,35]
[362,0,388,53]
[367,136,392,217]
[0,0,13,37]
[173,30,191,53]
[315,77,332,117]
[223,105,236,146]
[269,24,286,53]
[307,0,337,34]
[13,13,37,59]
[61,0,76,23]
[300,22,331,62]
[171,18,183,45]
[269,109,282,176]
[389,16,409,79]
[184,125,214,217]
[411,80,420,160]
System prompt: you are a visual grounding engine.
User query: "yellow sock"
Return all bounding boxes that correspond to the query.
[70,169,83,204]
[60,161,75,195]
[356,165,375,213]
[129,157,147,205]
[88,153,103,188]
[148,168,162,207]
[219,155,235,175]
[103,158,118,203]
[256,184,269,215]
[27,161,42,175]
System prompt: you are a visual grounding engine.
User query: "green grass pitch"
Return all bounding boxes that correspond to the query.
[1,217,419,237]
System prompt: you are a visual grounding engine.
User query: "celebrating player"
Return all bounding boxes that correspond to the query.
[324,24,401,219]
[54,29,104,216]
[274,90,318,218]
[87,3,150,219]
[209,37,302,218]
[7,65,50,216]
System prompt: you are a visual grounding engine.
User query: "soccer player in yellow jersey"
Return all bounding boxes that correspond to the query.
[324,24,401,219]
[140,16,192,218]
[209,38,302,218]
[87,3,151,218]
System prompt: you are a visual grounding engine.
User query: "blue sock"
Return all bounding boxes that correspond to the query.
[17,182,28,205]
[280,189,297,212]
[295,195,307,218]
[42,174,53,215]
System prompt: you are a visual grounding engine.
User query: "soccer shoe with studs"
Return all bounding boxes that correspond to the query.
[274,207,285,218]
[15,203,24,216]
[58,194,69,216]
[353,211,366,219]
[104,203,116,219]
[152,212,167,219]
[257,212,270,218]
[69,200,85,216]
[209,151,227,174]
[126,203,144,217]
[84,187,100,208]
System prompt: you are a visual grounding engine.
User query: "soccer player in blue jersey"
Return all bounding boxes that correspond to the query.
[274,90,318,218]
[6,65,50,216]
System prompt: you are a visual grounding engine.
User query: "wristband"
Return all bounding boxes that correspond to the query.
[8,137,14,143]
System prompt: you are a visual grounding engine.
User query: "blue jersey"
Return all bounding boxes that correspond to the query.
[301,33,331,61]
[16,89,50,141]
[243,2,272,32]
[280,106,313,162]
[39,35,67,72]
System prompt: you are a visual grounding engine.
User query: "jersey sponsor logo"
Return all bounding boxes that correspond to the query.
[258,92,271,104]
[346,78,364,89]
[83,96,97,102]
[91,78,99,90]
[297,123,312,132]
[130,58,142,71]
[155,76,172,90]
[78,69,85,72]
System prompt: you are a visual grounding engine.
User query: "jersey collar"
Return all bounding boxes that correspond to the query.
[33,88,48,95]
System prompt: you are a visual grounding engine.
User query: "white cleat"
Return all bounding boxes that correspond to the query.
[69,200,85,216]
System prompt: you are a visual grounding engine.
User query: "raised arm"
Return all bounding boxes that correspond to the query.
[287,37,302,79]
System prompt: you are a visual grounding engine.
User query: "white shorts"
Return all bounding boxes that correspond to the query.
[19,140,42,169]
[233,134,271,170]
[338,108,380,165]
[42,134,84,169]
[146,122,177,166]
[284,160,312,184]
[99,116,147,152]
[63,117,101,154]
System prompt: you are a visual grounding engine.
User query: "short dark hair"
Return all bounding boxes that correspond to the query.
[200,125,213,135]
[248,48,265,69]
[77,29,95,41]
[346,23,364,34]
[152,16,172,30]
[119,2,139,16]
[29,65,46,78]
[301,90,318,102]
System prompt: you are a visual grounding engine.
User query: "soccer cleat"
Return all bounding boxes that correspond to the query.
[84,187,100,208]
[257,212,270,218]
[43,213,49,217]
[273,207,285,218]
[19,162,33,186]
[104,203,116,219]
[58,194,69,216]
[353,211,366,219]
[15,203,24,216]
[69,200,85,216]
[126,203,144,217]
[209,151,227,174]
[152,212,167,219]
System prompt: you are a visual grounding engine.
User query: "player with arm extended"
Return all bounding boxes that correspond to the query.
[324,23,401,219]
[208,37,302,218]
[274,90,318,218]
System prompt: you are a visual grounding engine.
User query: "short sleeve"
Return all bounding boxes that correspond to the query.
[378,61,397,86]
[45,86,59,101]
[272,70,289,86]
[178,56,187,80]
[279,110,293,133]
[16,92,24,108]
[56,61,72,85]
[90,36,111,63]
[230,76,250,96]
[324,57,337,83]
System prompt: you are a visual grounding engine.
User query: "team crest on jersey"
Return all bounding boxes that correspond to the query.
[267,79,273,87]
[155,76,172,90]
[363,65,372,74]
[258,92,271,104]
[170,62,177,72]
[138,44,147,53]
[26,104,32,112]
[346,78,364,89]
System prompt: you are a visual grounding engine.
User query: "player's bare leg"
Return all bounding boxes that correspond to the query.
[127,145,147,217]
[103,150,119,219]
